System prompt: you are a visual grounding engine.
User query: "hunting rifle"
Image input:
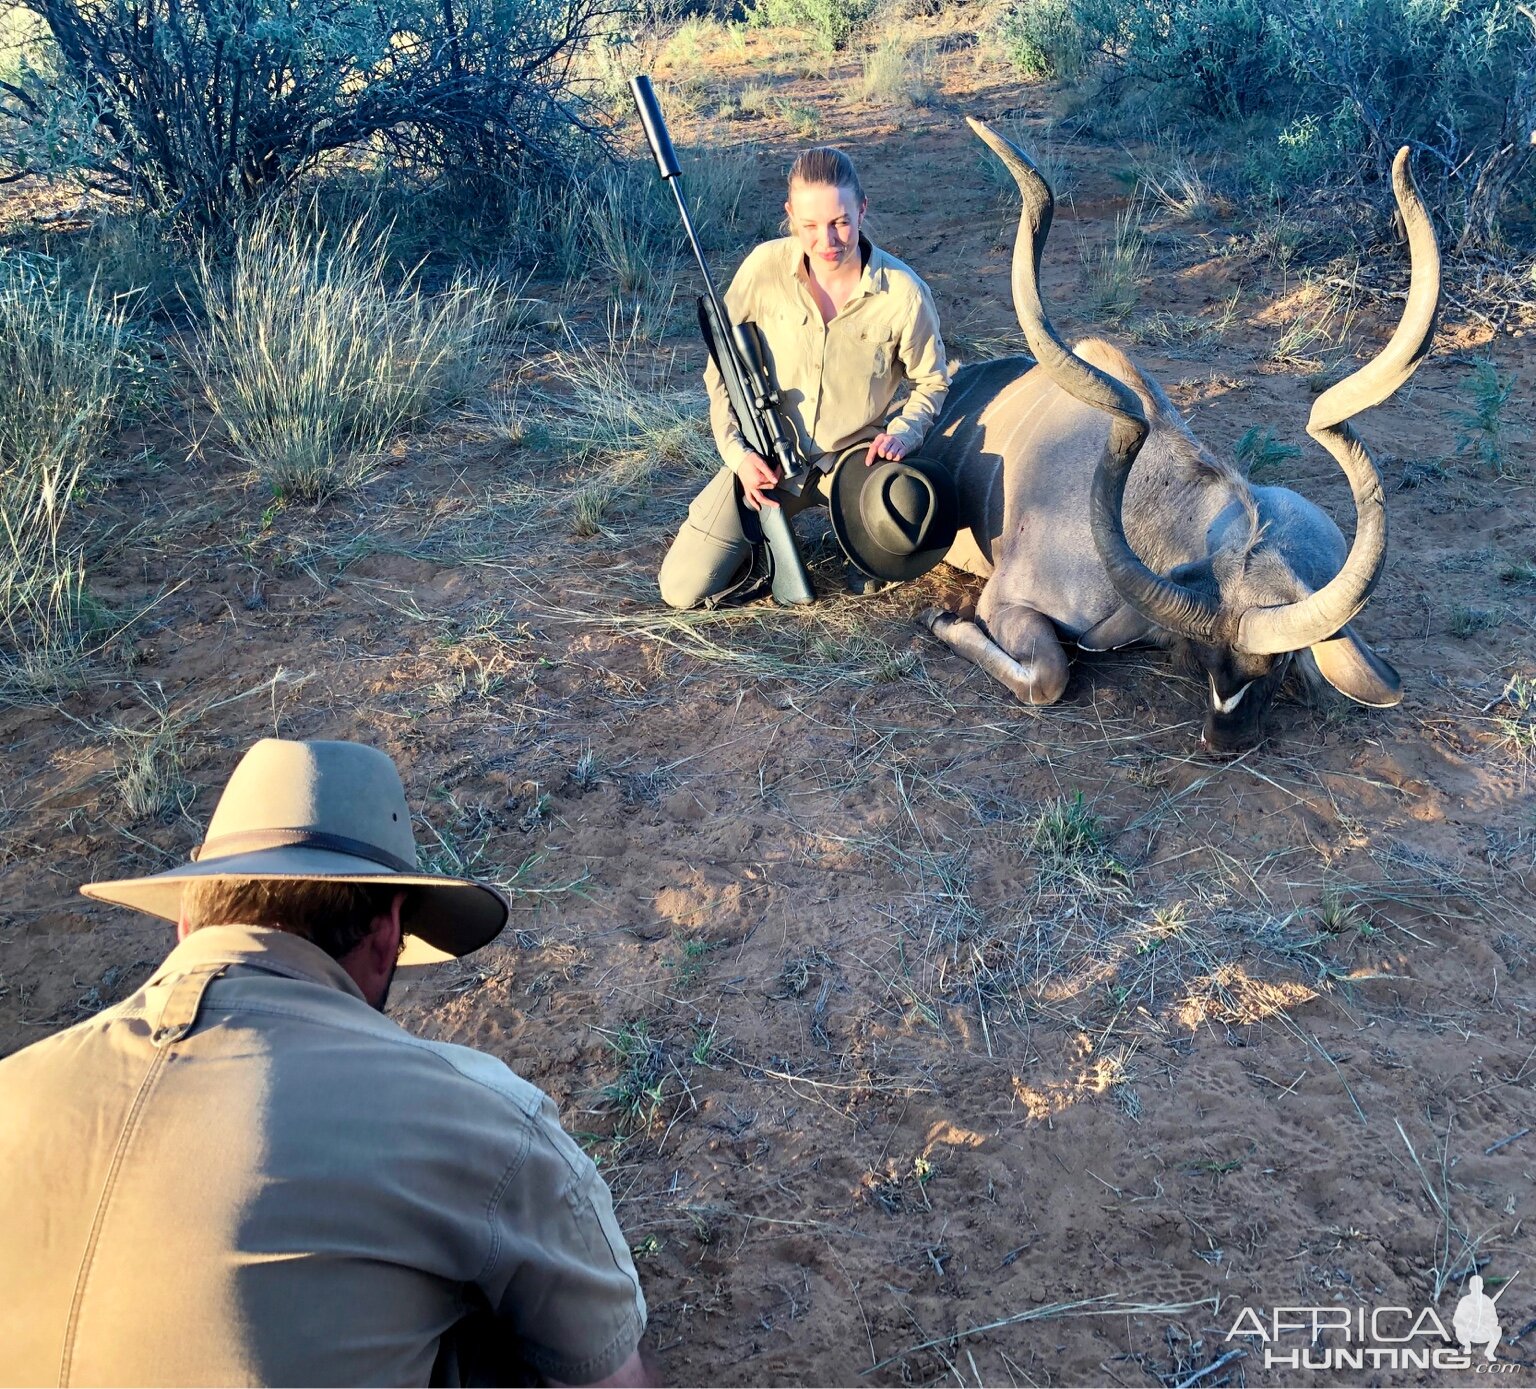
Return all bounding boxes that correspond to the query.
[630,73,815,606]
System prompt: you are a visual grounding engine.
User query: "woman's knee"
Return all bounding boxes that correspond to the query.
[659,528,752,610]
[658,551,707,610]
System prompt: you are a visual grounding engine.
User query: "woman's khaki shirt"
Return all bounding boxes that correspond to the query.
[706,234,951,471]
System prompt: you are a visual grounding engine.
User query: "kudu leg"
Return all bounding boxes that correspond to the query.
[918,604,1068,705]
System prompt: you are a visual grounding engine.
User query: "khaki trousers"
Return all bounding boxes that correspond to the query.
[658,464,829,610]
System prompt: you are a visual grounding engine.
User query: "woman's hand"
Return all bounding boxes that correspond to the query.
[734,452,782,511]
[864,433,910,466]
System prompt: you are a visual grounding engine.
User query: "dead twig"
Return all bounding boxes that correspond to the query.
[1172,1347,1247,1388]
[862,1298,1217,1375]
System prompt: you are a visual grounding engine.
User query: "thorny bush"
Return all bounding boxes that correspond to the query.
[0,0,621,232]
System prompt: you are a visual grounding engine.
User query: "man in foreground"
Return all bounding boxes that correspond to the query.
[0,737,651,1387]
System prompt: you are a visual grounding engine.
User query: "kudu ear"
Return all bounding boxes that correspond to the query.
[1308,626,1403,707]
[1078,604,1158,651]
[1082,559,1214,650]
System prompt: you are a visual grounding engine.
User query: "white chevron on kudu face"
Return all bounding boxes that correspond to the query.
[1209,676,1253,715]
[918,119,1439,750]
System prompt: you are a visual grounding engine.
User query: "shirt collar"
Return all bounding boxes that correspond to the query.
[149,924,367,1003]
[790,233,888,302]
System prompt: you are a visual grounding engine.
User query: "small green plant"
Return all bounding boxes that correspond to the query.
[1235,425,1302,478]
[569,743,606,791]
[1317,889,1367,935]
[1028,791,1133,895]
[1032,791,1105,860]
[570,483,618,537]
[517,791,551,833]
[669,939,714,990]
[1132,903,1193,955]
[777,98,822,139]
[1453,358,1521,477]
[871,648,918,684]
[1493,674,1535,763]
[689,1022,721,1065]
[1503,674,1535,714]
[478,393,551,453]
[1450,605,1502,639]
[602,1021,667,1124]
[1493,717,1536,763]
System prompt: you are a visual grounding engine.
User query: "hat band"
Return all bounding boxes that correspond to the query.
[189,828,417,874]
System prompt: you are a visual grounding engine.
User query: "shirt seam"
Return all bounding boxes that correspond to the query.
[473,1121,535,1285]
[58,1045,170,1386]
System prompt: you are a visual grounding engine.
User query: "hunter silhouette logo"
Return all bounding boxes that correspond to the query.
[1454,1273,1516,1362]
[1225,1271,1524,1373]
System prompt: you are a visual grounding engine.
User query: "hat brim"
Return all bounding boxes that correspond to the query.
[80,845,510,959]
[829,446,959,583]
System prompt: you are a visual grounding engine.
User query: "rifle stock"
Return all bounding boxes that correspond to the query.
[632,73,815,606]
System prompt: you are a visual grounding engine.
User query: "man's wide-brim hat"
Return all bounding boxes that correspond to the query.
[829,445,959,583]
[80,738,510,958]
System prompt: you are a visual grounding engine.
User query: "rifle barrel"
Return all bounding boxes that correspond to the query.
[630,77,729,319]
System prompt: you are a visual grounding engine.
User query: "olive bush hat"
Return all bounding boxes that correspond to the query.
[80,738,510,957]
[828,444,960,583]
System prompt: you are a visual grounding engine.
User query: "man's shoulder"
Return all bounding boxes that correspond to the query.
[0,974,548,1124]
[387,1028,548,1118]
[254,985,550,1122]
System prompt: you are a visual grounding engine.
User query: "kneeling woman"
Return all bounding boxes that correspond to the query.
[658,146,951,609]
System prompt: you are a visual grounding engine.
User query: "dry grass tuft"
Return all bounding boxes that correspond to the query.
[1078,201,1150,326]
[857,35,939,105]
[1268,278,1354,370]
[0,253,140,698]
[194,209,501,503]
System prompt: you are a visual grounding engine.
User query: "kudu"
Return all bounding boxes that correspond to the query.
[919,120,1441,752]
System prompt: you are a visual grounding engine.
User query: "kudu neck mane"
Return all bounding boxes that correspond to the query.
[1072,337,1262,573]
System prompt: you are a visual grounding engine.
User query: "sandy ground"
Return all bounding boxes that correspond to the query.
[2,14,1534,1386]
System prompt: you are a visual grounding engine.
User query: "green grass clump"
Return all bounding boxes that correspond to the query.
[1235,425,1302,478]
[1028,791,1132,892]
[194,210,500,503]
[857,36,938,105]
[1032,790,1108,862]
[602,1021,667,1124]
[1449,605,1502,639]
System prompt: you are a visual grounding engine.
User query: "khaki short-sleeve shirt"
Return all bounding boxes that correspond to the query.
[0,926,645,1387]
[705,235,951,472]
